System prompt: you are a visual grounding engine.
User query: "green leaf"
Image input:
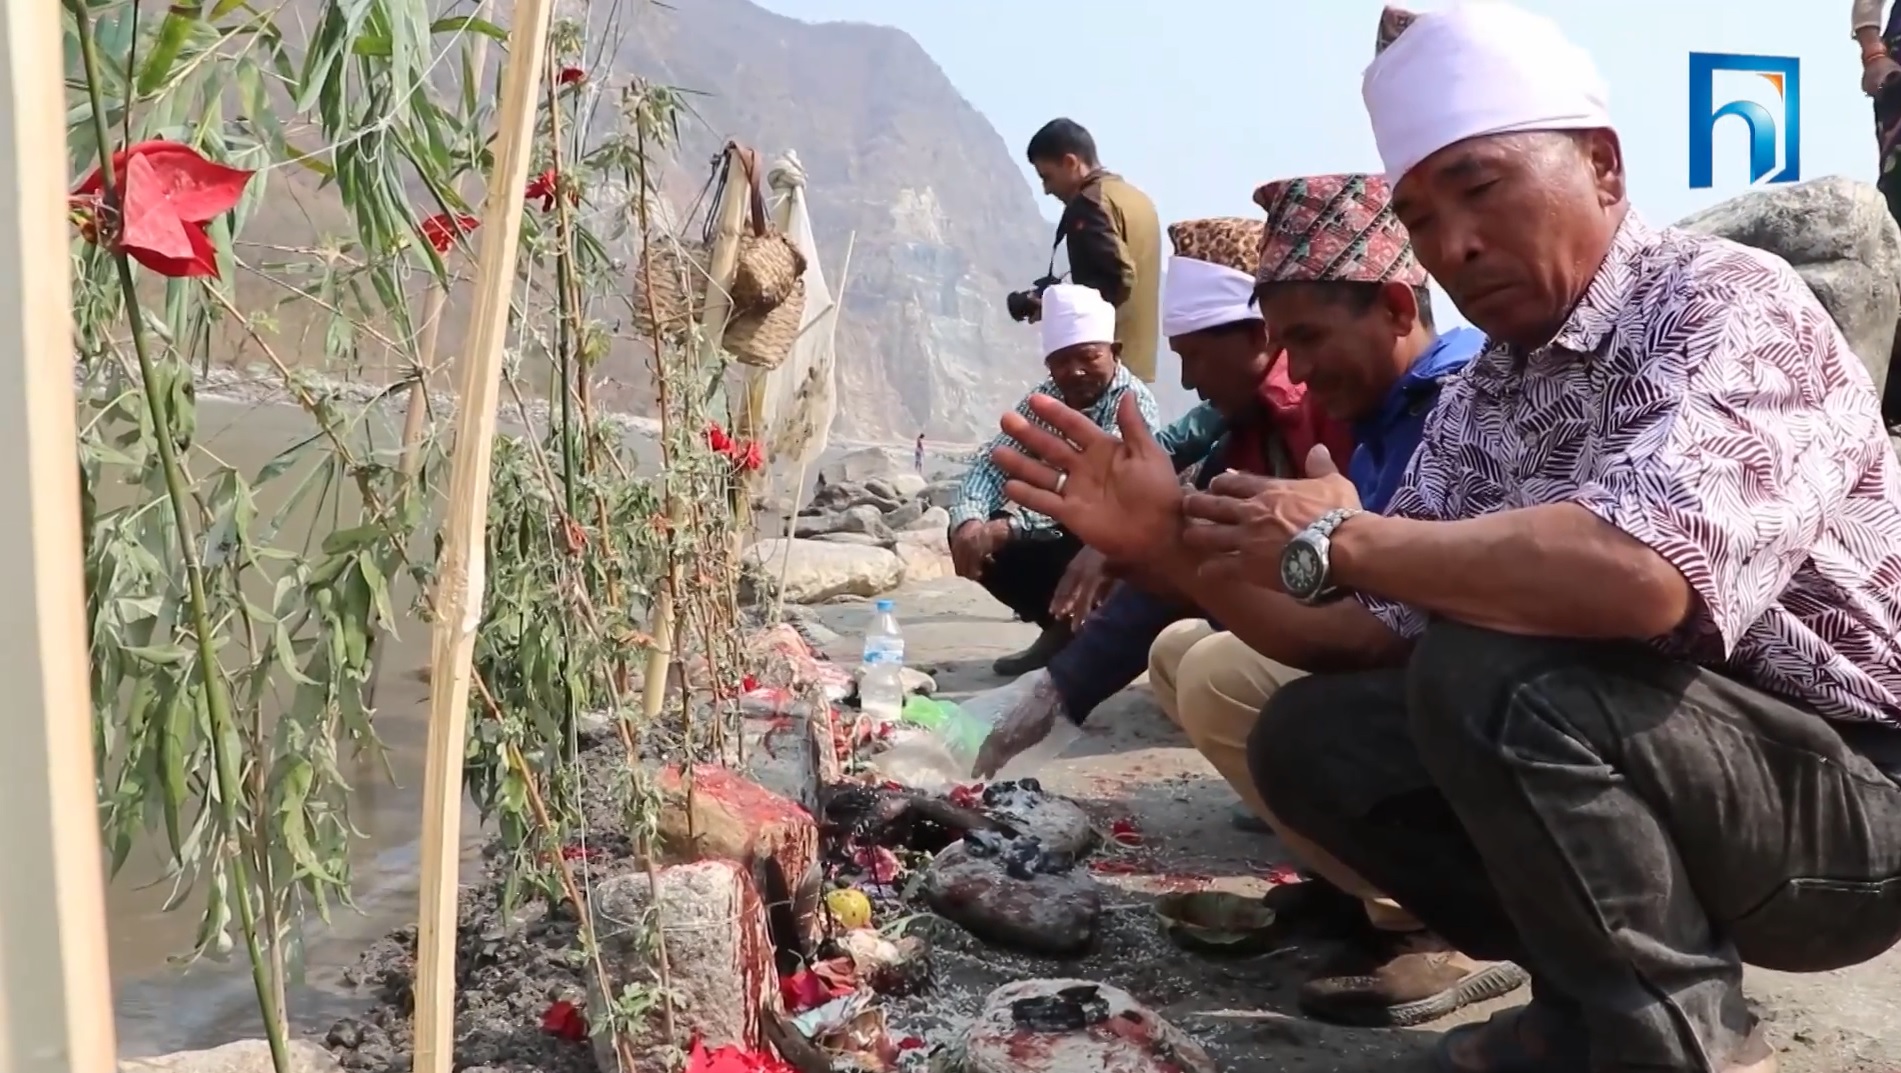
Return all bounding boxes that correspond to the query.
[136,4,203,98]
[320,524,382,556]
[429,14,507,42]
[123,642,191,666]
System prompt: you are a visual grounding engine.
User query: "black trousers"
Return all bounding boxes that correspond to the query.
[977,530,1083,630]
[1250,621,1901,1071]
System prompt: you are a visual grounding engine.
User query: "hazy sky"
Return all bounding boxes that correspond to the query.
[753,0,1876,331]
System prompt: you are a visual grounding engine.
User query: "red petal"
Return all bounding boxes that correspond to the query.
[75,140,252,223]
[558,67,587,85]
[1110,818,1144,846]
[898,1036,926,1050]
[117,152,197,261]
[852,845,902,884]
[539,999,589,1041]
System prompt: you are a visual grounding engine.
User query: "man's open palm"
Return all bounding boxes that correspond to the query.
[989,394,1183,563]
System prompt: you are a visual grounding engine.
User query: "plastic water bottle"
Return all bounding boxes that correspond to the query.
[859,599,906,723]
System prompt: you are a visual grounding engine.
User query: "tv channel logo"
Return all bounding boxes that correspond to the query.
[1688,52,1800,189]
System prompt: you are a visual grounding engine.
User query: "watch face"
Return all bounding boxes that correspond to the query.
[1281,541,1323,597]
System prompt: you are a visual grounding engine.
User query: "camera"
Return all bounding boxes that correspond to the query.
[1006,274,1062,322]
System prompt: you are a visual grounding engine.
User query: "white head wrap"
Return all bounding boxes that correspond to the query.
[1039,283,1118,357]
[1162,256,1261,339]
[1362,2,1611,184]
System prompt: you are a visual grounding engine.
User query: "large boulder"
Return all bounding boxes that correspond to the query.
[1676,176,1901,386]
[744,538,904,603]
[588,861,779,1071]
[818,445,911,486]
[796,503,896,544]
[936,979,1217,1073]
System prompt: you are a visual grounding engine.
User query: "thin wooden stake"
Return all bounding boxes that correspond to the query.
[641,145,753,721]
[412,2,556,1071]
[0,0,118,1069]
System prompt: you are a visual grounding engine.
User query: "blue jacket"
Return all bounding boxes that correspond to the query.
[1045,328,1484,723]
[1349,327,1484,512]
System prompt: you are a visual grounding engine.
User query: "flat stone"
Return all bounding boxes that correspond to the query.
[902,505,952,533]
[883,498,927,531]
[887,472,929,499]
[937,979,1217,1073]
[121,1041,341,1073]
[896,539,953,583]
[984,782,1099,861]
[588,861,779,1072]
[743,538,904,604]
[921,841,1101,956]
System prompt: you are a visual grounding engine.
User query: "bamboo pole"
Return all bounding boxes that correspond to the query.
[411,2,555,1071]
[640,145,752,720]
[0,0,118,1069]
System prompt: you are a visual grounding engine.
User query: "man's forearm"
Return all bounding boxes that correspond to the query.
[1329,504,1690,640]
[1154,544,1408,672]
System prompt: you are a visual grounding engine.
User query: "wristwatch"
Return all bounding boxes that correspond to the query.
[1279,507,1363,605]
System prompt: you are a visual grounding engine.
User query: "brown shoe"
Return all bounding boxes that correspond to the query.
[1299,929,1528,1028]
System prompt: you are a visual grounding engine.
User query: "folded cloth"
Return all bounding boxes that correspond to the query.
[1162,255,1260,338]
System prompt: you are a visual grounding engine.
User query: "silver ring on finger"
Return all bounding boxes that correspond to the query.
[1053,471,1068,496]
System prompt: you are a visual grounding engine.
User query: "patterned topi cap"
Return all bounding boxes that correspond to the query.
[1166,217,1265,276]
[1251,172,1428,288]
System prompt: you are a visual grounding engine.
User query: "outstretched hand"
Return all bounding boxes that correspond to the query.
[989,393,1184,564]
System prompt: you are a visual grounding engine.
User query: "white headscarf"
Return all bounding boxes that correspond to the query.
[1162,256,1261,339]
[1362,2,1611,184]
[1039,283,1118,357]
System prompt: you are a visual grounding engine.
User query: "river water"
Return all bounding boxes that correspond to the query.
[104,397,486,1056]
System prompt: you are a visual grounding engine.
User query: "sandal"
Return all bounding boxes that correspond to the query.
[1432,1003,1587,1073]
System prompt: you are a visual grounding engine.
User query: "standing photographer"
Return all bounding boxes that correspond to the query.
[1017,118,1162,384]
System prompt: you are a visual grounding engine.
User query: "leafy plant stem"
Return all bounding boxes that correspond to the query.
[73,10,291,1073]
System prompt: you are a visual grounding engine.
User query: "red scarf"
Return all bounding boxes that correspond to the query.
[1225,361,1357,478]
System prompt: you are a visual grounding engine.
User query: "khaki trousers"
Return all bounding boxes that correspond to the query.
[1147,619,1420,932]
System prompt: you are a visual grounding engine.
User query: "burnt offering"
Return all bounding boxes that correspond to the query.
[963,830,1074,879]
[1009,984,1111,1032]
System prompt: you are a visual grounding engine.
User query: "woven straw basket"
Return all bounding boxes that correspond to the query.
[723,277,805,370]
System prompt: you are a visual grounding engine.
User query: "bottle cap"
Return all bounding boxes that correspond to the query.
[875,599,895,612]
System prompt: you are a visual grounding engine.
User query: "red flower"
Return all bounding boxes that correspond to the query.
[947,783,985,810]
[741,674,760,693]
[71,140,254,279]
[705,422,734,455]
[558,66,587,86]
[686,1040,795,1073]
[1110,817,1144,846]
[897,1036,926,1051]
[778,957,855,1013]
[539,999,589,1041]
[524,168,562,212]
[418,212,479,253]
[852,844,901,884]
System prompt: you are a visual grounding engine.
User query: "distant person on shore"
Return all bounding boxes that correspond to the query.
[949,284,1159,674]
[1020,118,1162,386]
[914,433,926,475]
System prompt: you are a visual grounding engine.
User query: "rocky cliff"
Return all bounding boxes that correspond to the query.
[614,0,1052,440]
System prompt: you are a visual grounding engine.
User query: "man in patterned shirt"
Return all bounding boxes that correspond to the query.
[981,5,1901,1071]
[948,283,1160,674]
